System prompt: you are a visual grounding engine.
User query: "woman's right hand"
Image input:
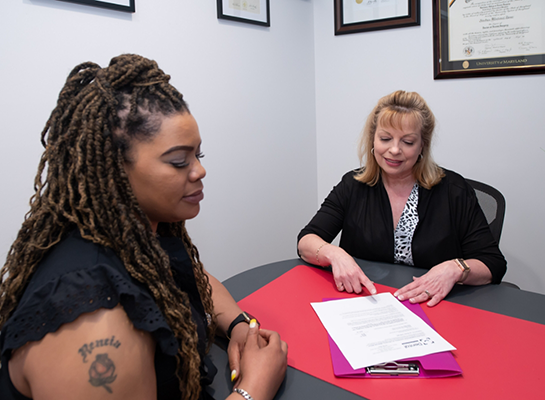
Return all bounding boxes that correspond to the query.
[325,245,377,295]
[232,320,288,400]
[298,234,376,295]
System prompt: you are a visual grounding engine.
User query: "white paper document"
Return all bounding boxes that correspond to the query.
[311,293,456,370]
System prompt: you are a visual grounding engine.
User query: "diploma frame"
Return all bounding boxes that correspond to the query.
[56,0,135,12]
[433,0,545,79]
[334,0,420,35]
[217,0,270,27]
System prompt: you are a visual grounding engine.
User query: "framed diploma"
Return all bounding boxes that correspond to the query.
[433,0,545,79]
[217,0,270,27]
[335,0,420,35]
[56,0,135,12]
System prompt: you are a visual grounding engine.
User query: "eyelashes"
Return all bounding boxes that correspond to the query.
[379,138,414,145]
[171,153,205,169]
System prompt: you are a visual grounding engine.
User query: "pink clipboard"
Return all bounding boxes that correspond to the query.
[325,298,462,378]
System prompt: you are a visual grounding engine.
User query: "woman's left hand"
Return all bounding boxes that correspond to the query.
[393,260,461,307]
[227,322,266,385]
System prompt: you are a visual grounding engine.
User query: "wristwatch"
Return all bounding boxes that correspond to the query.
[226,311,258,339]
[454,258,471,284]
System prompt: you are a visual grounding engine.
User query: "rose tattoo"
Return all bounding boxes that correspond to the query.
[88,353,117,393]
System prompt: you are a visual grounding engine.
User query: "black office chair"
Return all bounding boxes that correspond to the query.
[466,179,505,244]
[466,179,519,289]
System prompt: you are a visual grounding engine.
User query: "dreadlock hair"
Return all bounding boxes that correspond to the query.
[0,54,216,400]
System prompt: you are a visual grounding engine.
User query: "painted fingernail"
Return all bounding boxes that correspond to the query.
[249,319,257,328]
[231,369,237,382]
[398,295,404,301]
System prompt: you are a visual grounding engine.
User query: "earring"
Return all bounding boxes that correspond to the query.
[371,148,375,155]
[419,154,423,160]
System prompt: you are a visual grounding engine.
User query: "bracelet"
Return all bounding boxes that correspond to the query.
[233,388,254,400]
[316,242,328,264]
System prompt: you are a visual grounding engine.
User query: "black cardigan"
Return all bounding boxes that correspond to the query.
[298,169,507,284]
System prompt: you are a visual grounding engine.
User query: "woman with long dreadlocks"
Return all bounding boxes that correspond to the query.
[0,54,287,400]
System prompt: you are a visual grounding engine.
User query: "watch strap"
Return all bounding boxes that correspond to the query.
[226,312,252,339]
[454,258,471,284]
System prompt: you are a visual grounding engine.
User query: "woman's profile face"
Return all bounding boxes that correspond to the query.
[124,112,206,232]
[373,115,423,182]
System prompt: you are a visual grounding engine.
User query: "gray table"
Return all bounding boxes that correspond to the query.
[206,258,545,399]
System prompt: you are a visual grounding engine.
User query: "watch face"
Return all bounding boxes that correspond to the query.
[242,311,253,323]
[242,312,256,324]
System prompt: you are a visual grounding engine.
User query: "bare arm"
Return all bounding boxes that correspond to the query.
[205,269,256,384]
[205,269,244,336]
[9,305,156,400]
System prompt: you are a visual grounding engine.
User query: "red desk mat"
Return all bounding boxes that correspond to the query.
[237,265,545,400]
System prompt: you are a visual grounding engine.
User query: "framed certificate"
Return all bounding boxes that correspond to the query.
[217,0,270,27]
[433,0,545,79]
[335,0,420,35]
[57,0,135,12]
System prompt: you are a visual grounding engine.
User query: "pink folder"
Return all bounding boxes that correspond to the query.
[324,298,462,378]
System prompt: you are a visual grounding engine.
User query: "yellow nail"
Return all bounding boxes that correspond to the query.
[249,319,257,328]
[231,369,237,382]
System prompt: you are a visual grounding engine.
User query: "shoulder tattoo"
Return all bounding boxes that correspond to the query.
[78,336,121,393]
[88,353,117,393]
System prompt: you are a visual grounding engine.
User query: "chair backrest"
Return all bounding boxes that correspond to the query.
[465,179,506,244]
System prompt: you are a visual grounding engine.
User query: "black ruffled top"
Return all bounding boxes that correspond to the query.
[0,230,216,399]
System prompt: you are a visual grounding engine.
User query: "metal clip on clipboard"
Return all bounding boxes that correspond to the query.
[366,362,420,376]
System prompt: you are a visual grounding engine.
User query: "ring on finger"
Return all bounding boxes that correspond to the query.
[424,290,432,298]
[337,282,344,289]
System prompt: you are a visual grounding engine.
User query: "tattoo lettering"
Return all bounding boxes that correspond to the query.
[78,336,121,362]
[89,353,117,393]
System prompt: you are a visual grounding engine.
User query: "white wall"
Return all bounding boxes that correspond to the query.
[0,0,317,281]
[1,1,544,294]
[313,2,545,294]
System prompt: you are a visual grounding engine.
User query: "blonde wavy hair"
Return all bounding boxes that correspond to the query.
[355,90,444,189]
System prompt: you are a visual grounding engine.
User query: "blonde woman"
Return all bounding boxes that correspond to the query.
[298,90,506,307]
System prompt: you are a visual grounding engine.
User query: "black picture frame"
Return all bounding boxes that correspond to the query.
[433,0,545,79]
[335,0,420,35]
[217,0,270,27]
[57,0,135,13]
